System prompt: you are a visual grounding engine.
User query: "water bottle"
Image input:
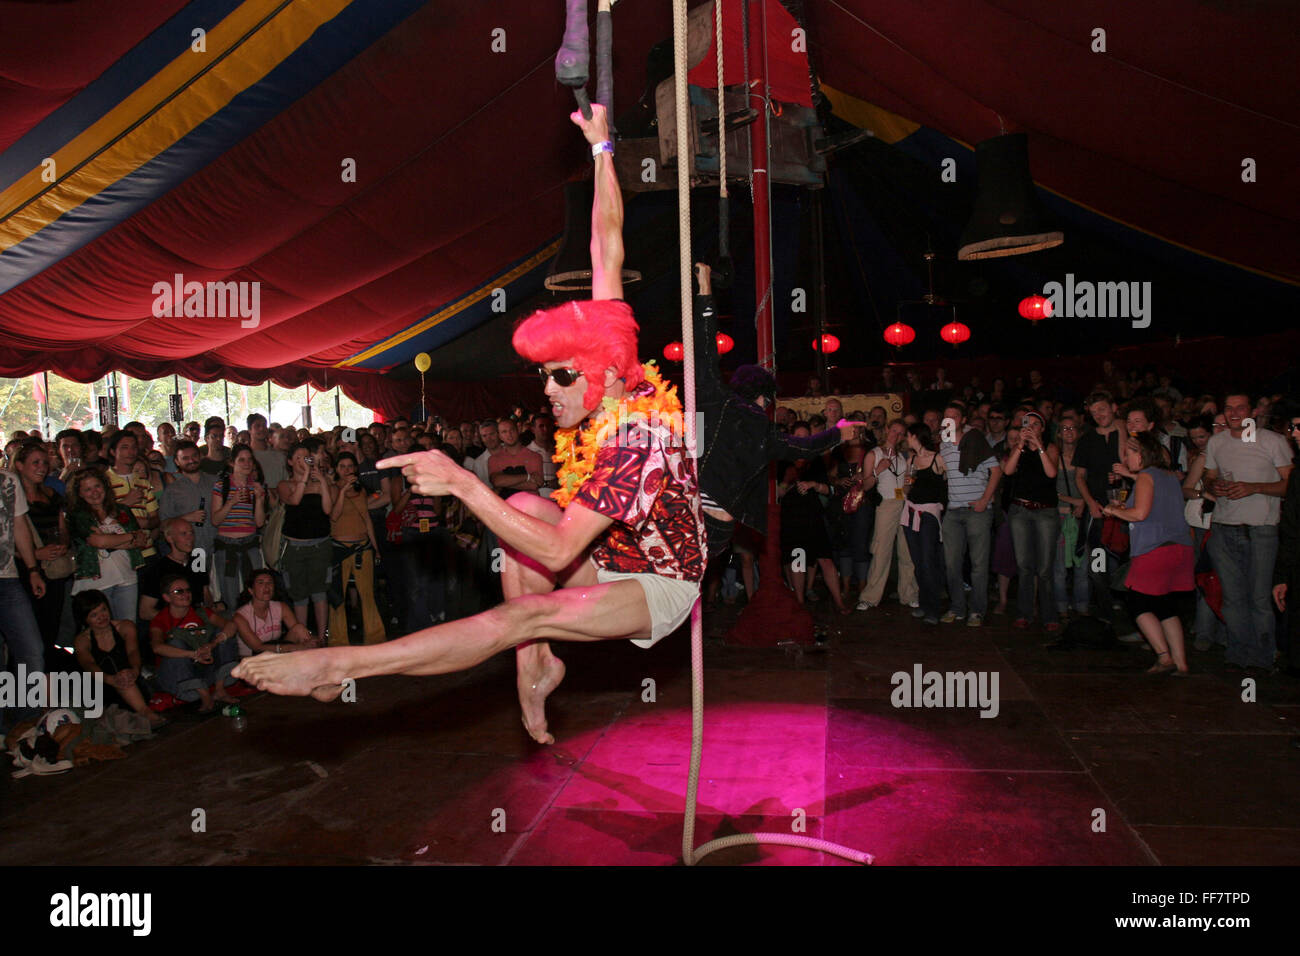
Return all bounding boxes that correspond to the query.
[222,703,246,731]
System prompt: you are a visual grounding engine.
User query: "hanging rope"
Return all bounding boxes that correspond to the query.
[677,0,871,867]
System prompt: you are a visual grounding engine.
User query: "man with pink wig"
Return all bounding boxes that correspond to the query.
[235,105,704,743]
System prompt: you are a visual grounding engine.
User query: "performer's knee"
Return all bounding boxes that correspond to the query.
[507,491,564,525]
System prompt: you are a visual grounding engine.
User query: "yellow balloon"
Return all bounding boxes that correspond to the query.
[414,352,431,373]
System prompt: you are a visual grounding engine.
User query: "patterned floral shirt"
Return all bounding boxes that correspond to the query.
[573,383,705,582]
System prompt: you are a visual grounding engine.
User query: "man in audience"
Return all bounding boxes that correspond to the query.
[489,419,544,498]
[0,467,45,732]
[160,440,216,564]
[248,413,288,487]
[938,401,1001,627]
[1074,390,1125,629]
[1203,390,1293,674]
[528,413,558,491]
[200,417,228,476]
[985,405,1009,449]
[49,429,84,495]
[471,420,503,486]
[139,518,215,620]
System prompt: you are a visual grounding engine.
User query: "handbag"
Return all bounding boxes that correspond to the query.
[1100,515,1130,555]
[1183,494,1212,530]
[29,519,74,580]
[842,481,865,514]
[260,501,286,568]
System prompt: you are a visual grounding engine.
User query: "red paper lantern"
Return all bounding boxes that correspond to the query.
[663,341,684,362]
[1018,294,1053,321]
[940,321,971,346]
[812,333,840,354]
[883,322,915,347]
[715,332,734,354]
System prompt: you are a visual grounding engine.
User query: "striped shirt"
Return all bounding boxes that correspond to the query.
[940,442,997,509]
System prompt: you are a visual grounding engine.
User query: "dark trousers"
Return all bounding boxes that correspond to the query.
[904,512,945,619]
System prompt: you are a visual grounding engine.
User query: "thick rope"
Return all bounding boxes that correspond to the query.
[714,0,727,199]
[678,0,871,867]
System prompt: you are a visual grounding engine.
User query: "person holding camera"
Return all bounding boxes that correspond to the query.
[328,452,385,644]
[277,443,334,645]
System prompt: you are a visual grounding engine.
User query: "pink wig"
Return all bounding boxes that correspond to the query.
[512,299,643,410]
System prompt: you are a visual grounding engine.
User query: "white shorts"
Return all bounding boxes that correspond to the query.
[593,564,700,648]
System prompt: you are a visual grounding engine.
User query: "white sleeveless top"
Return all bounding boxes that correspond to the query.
[235,601,283,657]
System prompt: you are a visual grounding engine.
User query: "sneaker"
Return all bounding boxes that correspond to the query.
[939,611,964,624]
[908,600,920,609]
[1117,630,1145,643]
[855,600,875,611]
[923,616,939,625]
[911,608,926,618]
[966,614,983,628]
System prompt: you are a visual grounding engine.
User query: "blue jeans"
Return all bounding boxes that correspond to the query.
[1009,505,1060,624]
[904,512,944,619]
[101,582,138,623]
[1,578,46,729]
[1207,524,1278,668]
[943,507,992,618]
[1054,516,1091,613]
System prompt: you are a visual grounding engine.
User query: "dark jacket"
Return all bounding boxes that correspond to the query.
[1274,467,1300,588]
[691,293,841,534]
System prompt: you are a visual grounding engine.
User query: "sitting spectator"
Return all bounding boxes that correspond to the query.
[1102,433,1195,674]
[150,571,240,712]
[138,518,214,622]
[233,569,317,656]
[71,590,164,728]
[67,468,148,621]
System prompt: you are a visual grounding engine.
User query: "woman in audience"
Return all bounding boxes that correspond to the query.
[151,570,240,711]
[71,590,165,727]
[1003,412,1061,630]
[232,568,317,656]
[901,422,947,624]
[14,441,72,662]
[778,424,850,614]
[1054,415,1091,618]
[856,420,917,611]
[66,467,148,621]
[277,443,334,644]
[1104,432,1194,674]
[328,452,385,644]
[211,443,267,609]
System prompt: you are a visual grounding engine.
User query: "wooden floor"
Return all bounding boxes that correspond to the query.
[3,598,1298,866]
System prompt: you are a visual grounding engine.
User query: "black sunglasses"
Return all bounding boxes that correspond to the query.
[537,366,584,387]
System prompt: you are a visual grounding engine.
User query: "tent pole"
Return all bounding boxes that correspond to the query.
[224,380,230,422]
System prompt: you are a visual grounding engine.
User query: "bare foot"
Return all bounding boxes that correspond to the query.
[516,642,565,745]
[233,647,347,698]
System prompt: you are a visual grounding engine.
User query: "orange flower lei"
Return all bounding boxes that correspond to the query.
[551,362,682,508]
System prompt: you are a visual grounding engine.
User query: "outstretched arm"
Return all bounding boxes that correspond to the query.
[691,262,723,384]
[571,104,623,301]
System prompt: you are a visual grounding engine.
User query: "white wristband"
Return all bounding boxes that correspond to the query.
[591,140,614,157]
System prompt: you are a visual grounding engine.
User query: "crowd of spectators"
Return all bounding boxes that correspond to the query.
[3,358,1298,738]
[762,361,1298,679]
[0,407,561,730]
